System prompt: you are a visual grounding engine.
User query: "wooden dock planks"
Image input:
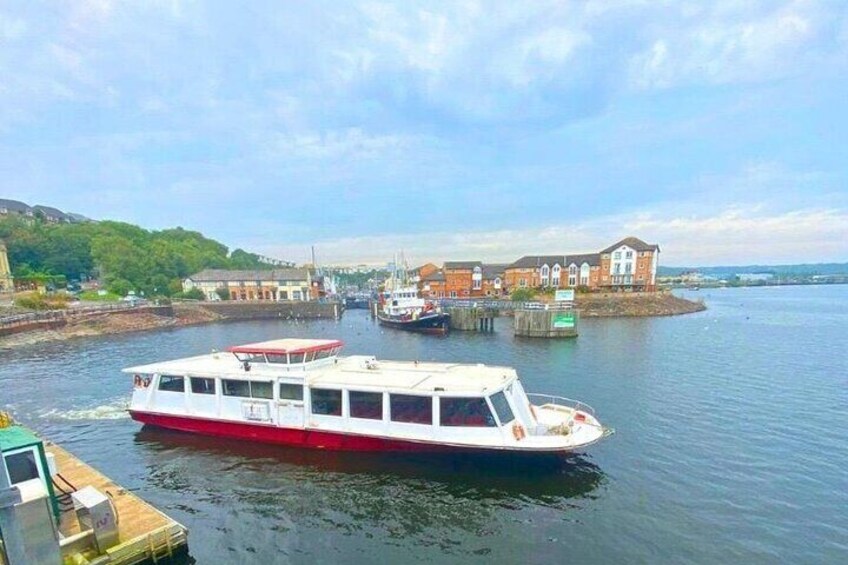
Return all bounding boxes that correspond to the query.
[44,441,187,563]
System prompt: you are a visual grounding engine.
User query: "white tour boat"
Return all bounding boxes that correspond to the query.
[123,339,611,454]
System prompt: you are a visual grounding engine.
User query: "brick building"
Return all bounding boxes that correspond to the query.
[598,237,660,291]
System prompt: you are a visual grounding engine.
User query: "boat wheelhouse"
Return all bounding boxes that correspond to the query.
[123,339,611,454]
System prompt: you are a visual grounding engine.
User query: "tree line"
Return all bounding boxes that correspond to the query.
[0,217,273,297]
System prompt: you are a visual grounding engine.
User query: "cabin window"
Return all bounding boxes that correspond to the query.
[311,388,342,416]
[266,353,288,364]
[440,397,496,427]
[304,351,316,362]
[4,450,39,484]
[289,352,305,364]
[158,375,185,393]
[222,379,251,397]
[349,391,383,420]
[279,383,304,401]
[234,352,266,363]
[315,348,332,360]
[390,395,432,425]
[489,391,515,425]
[250,381,274,399]
[190,377,216,395]
[222,380,272,399]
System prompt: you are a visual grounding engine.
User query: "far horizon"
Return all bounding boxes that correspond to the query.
[1,2,846,267]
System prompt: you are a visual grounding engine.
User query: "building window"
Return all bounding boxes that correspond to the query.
[472,279,481,290]
[625,263,632,274]
[450,291,457,298]
[292,290,301,300]
[440,397,495,427]
[519,278,526,287]
[158,375,185,393]
[625,251,633,259]
[190,377,216,395]
[311,388,342,416]
[614,252,621,260]
[568,275,577,286]
[349,391,383,420]
[390,394,432,424]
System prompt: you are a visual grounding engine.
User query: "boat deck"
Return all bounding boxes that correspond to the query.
[45,440,188,564]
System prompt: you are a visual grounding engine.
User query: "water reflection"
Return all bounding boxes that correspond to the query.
[134,427,606,553]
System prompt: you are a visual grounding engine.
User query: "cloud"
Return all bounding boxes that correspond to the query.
[251,206,848,267]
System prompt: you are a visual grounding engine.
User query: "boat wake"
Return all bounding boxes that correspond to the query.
[41,398,130,421]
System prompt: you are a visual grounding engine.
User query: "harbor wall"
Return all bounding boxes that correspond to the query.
[0,304,174,338]
[445,307,497,332]
[200,301,340,320]
[513,309,578,338]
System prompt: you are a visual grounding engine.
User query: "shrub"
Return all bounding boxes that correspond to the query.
[510,288,536,302]
[214,287,230,301]
[14,292,70,311]
[108,278,133,297]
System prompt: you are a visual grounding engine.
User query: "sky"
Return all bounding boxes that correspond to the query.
[1,0,847,266]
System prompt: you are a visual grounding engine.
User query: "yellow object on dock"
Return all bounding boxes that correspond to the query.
[44,441,188,565]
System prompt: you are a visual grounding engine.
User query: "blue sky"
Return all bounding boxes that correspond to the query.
[1,0,846,266]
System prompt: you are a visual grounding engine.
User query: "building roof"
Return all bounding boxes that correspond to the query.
[187,268,310,282]
[482,264,507,279]
[409,263,437,274]
[422,270,445,282]
[0,199,33,213]
[507,255,565,269]
[444,261,483,270]
[601,237,660,254]
[565,253,601,266]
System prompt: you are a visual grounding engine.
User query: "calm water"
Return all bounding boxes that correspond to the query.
[2,286,847,563]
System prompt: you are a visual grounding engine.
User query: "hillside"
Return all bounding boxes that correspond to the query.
[0,215,281,297]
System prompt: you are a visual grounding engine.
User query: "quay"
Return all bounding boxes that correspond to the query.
[0,415,188,565]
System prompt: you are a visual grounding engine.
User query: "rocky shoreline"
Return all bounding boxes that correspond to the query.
[575,291,706,317]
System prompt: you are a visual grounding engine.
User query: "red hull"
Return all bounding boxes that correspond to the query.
[131,411,488,453]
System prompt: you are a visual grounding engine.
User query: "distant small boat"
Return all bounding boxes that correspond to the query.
[376,286,450,335]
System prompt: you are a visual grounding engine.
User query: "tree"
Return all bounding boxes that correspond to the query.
[108,278,133,296]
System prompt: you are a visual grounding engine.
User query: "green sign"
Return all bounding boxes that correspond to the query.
[552,312,575,328]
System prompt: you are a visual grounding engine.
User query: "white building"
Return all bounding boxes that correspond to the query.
[183,268,312,301]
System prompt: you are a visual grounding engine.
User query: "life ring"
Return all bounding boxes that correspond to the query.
[512,422,525,441]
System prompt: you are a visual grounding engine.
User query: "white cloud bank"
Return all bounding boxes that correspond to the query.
[252,206,848,267]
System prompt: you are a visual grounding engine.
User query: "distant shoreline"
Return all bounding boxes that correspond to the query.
[0,294,706,349]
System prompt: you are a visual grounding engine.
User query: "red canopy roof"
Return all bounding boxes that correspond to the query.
[227,339,344,355]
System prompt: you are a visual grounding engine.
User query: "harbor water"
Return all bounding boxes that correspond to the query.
[1,285,847,563]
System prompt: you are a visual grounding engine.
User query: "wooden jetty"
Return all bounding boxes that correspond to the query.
[1,418,188,565]
[46,441,188,564]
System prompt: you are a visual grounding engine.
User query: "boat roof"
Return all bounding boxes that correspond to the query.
[123,352,517,395]
[227,338,343,355]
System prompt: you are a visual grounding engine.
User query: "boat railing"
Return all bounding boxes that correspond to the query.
[526,393,595,416]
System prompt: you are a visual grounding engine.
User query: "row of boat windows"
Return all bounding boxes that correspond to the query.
[233,348,340,365]
[157,376,516,427]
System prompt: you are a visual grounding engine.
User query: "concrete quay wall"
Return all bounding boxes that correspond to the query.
[200,301,340,320]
